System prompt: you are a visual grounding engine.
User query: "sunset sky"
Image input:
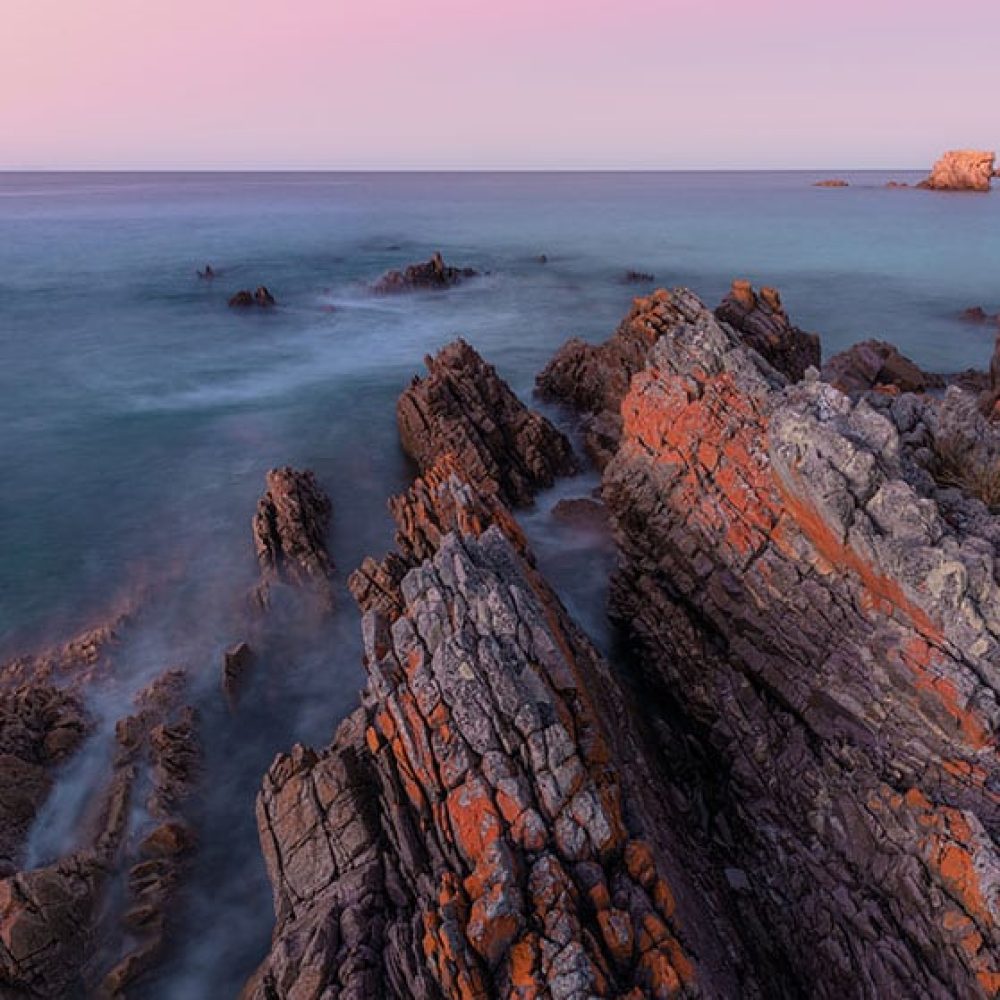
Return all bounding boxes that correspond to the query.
[2,0,997,170]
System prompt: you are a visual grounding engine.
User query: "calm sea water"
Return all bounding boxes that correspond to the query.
[1,171,998,996]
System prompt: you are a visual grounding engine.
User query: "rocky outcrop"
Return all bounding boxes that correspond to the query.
[813,179,848,188]
[536,289,708,468]
[715,280,821,382]
[960,307,1000,326]
[821,338,944,395]
[229,286,276,308]
[222,640,255,708]
[919,151,996,192]
[0,669,200,998]
[372,252,479,294]
[397,339,577,506]
[602,296,1000,997]
[252,467,335,611]
[247,456,760,999]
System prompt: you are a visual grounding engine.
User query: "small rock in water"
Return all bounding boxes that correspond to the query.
[623,269,655,283]
[813,178,849,187]
[228,286,276,309]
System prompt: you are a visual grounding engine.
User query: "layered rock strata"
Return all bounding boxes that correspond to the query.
[246,453,762,998]
[397,339,577,506]
[601,300,1000,997]
[919,151,996,192]
[714,280,821,382]
[252,466,335,611]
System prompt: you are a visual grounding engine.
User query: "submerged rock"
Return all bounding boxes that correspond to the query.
[372,251,478,294]
[397,338,577,506]
[228,286,276,308]
[252,466,334,611]
[602,294,1000,997]
[919,150,996,192]
[715,279,821,382]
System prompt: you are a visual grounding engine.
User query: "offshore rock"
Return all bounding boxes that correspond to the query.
[919,150,996,192]
[229,286,276,308]
[372,252,479,294]
[252,466,335,611]
[813,179,849,187]
[821,338,944,395]
[536,288,707,468]
[714,280,821,382]
[397,339,577,506]
[249,457,756,999]
[603,297,1000,998]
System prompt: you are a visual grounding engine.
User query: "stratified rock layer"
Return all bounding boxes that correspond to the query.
[919,151,996,192]
[397,339,577,506]
[602,298,1000,998]
[253,466,335,610]
[714,280,821,382]
[247,458,757,999]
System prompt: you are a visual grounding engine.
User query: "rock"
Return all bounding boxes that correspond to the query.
[228,286,276,308]
[602,292,1000,998]
[248,457,751,999]
[535,254,549,264]
[551,497,610,531]
[197,264,215,279]
[960,306,1000,326]
[885,180,910,189]
[372,252,478,294]
[813,179,848,187]
[536,288,708,468]
[918,150,996,192]
[715,280,821,382]
[396,339,577,506]
[222,641,255,708]
[252,467,335,611]
[624,269,655,283]
[822,338,944,394]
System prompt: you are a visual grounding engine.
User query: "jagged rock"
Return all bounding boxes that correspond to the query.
[715,280,821,382]
[601,294,1000,998]
[536,288,708,468]
[249,457,756,999]
[0,668,200,998]
[813,179,848,187]
[372,252,478,294]
[222,641,255,708]
[919,150,996,192]
[229,286,276,308]
[0,686,88,875]
[397,339,577,506]
[822,338,943,394]
[252,467,335,611]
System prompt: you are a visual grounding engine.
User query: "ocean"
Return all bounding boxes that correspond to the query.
[1,170,998,996]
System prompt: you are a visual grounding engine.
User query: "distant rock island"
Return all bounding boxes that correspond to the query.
[919,149,996,192]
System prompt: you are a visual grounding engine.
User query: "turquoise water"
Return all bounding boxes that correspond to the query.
[1,171,998,995]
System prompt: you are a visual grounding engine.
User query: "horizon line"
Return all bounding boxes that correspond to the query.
[0,166,933,175]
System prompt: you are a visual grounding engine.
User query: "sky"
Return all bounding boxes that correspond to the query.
[1,0,997,170]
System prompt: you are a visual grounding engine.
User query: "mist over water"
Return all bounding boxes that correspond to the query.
[2,170,998,997]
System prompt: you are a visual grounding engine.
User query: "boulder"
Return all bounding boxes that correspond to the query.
[918,150,996,192]
[821,338,943,394]
[397,339,577,506]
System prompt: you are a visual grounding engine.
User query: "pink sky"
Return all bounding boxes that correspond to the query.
[2,0,997,169]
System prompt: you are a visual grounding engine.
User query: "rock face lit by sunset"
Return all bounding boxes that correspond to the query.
[1,3,998,999]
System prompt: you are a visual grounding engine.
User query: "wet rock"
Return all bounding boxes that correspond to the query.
[248,458,751,998]
[228,286,276,308]
[372,252,478,294]
[919,150,996,192]
[536,288,708,468]
[397,339,577,506]
[222,641,255,708]
[813,179,848,187]
[822,338,944,394]
[715,279,821,382]
[624,269,655,283]
[252,467,334,611]
[602,292,1000,998]
[551,497,610,531]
